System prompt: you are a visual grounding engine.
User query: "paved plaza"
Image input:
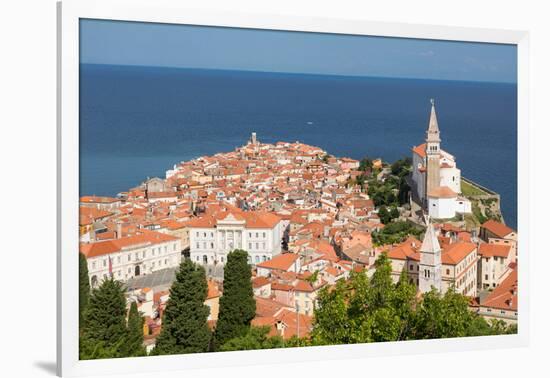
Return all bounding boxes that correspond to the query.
[124,263,225,292]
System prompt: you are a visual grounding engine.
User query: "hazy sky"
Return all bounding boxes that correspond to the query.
[80,19,517,83]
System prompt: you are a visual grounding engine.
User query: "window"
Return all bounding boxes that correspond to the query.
[165,259,168,265]
[263,232,266,238]
[248,243,252,249]
[92,262,96,269]
[196,242,200,249]
[211,242,214,249]
[117,256,121,264]
[256,243,259,250]
[446,269,450,275]
[256,233,259,238]
[103,260,107,267]
[204,232,207,237]
[409,265,413,271]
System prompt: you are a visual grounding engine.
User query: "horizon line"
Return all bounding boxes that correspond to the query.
[80,62,518,85]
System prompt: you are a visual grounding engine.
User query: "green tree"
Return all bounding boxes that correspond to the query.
[80,278,129,359]
[152,258,211,355]
[220,326,284,351]
[359,158,373,172]
[391,157,412,177]
[372,221,423,246]
[370,253,394,309]
[79,253,90,329]
[124,301,146,357]
[398,177,411,205]
[378,206,390,224]
[311,280,353,345]
[412,288,474,339]
[214,249,256,349]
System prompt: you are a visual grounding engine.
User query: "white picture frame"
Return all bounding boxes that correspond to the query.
[57,0,530,376]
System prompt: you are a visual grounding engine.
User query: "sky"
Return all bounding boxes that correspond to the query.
[80,19,517,83]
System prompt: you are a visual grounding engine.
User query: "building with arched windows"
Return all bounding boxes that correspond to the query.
[80,230,182,288]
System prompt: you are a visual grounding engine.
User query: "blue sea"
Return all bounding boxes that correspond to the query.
[80,64,517,228]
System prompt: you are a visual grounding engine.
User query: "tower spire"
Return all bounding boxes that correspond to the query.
[419,216,442,293]
[426,99,441,143]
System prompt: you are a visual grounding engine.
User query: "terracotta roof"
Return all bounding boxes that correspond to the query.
[293,280,314,292]
[481,220,515,238]
[427,186,457,199]
[478,243,512,258]
[412,143,427,158]
[254,296,291,318]
[80,196,120,204]
[442,242,477,265]
[207,280,221,299]
[271,282,294,292]
[186,210,281,229]
[79,207,113,225]
[480,268,518,311]
[252,276,271,288]
[257,253,299,271]
[80,231,179,258]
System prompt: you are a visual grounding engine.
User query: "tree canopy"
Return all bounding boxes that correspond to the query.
[124,301,146,357]
[214,249,256,350]
[372,221,424,246]
[80,278,130,359]
[79,253,90,329]
[310,253,514,346]
[152,258,211,355]
[220,326,284,351]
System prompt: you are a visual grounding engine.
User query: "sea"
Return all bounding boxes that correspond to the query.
[80,64,518,228]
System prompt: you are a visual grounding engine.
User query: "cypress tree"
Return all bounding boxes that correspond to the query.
[124,301,146,357]
[79,253,90,328]
[80,278,129,359]
[370,252,394,309]
[152,258,211,355]
[214,249,256,349]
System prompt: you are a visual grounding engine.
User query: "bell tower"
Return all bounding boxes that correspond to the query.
[425,99,441,206]
[419,217,442,293]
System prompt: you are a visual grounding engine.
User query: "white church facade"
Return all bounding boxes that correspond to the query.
[411,100,472,219]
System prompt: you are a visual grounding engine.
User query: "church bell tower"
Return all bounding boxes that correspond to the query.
[425,99,441,206]
[419,217,442,293]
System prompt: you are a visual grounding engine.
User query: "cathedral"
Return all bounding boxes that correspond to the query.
[411,100,472,219]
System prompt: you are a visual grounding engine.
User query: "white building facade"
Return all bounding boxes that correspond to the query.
[188,211,283,266]
[80,231,182,288]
